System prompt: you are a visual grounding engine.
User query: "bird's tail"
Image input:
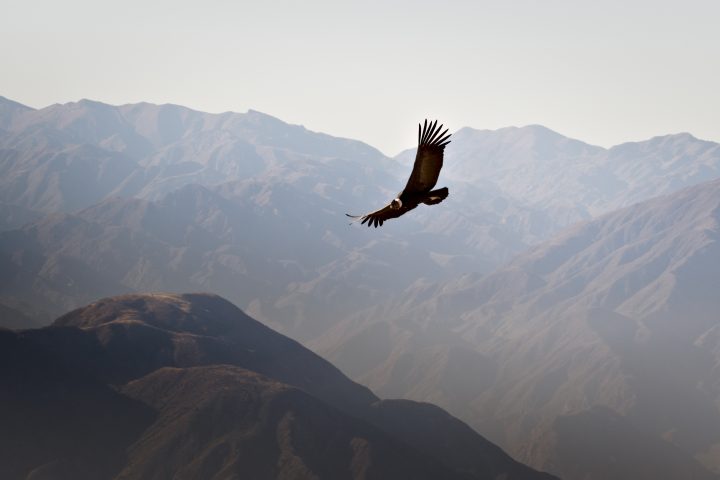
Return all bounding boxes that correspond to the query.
[422,187,449,205]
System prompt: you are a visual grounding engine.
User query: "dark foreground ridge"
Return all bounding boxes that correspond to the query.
[1,292,556,480]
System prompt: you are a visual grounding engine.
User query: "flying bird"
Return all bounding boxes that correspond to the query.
[347,119,451,228]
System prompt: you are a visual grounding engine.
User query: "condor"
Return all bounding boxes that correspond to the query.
[347,120,451,228]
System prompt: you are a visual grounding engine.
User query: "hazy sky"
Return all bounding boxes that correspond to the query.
[1,0,718,155]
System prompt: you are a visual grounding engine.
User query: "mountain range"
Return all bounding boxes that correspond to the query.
[1,292,554,480]
[2,96,719,337]
[2,95,720,478]
[315,178,720,479]
[0,96,545,330]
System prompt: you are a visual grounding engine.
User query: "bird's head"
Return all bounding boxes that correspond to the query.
[391,198,402,210]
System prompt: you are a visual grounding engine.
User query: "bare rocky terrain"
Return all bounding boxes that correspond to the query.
[315,179,720,479]
[0,292,554,480]
[2,95,720,479]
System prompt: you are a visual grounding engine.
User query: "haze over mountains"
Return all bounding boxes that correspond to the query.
[2,95,720,479]
[2,96,718,334]
[0,96,528,329]
[315,178,720,479]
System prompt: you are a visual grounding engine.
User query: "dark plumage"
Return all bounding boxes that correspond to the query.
[347,119,451,228]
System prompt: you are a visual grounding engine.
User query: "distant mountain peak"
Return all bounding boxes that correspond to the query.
[649,131,704,145]
[76,98,107,107]
[244,108,307,130]
[246,108,276,118]
[457,123,565,136]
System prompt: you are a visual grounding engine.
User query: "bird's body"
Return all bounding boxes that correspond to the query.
[347,120,451,227]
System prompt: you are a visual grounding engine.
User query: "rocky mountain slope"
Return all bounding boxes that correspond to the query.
[0,292,554,480]
[314,178,720,479]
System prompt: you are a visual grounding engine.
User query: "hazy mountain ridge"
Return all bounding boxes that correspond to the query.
[315,178,720,479]
[397,125,720,226]
[0,97,393,211]
[0,292,554,480]
[2,96,720,336]
[0,97,557,331]
[3,95,720,479]
[6,97,719,226]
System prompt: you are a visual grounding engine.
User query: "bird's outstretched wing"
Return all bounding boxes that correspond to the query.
[346,202,417,228]
[403,119,451,194]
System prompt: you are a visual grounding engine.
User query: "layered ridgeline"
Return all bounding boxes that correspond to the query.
[0,292,554,480]
[1,96,720,335]
[397,124,720,223]
[314,178,720,479]
[0,96,562,330]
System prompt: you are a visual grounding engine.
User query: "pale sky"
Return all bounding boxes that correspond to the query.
[1,0,718,155]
